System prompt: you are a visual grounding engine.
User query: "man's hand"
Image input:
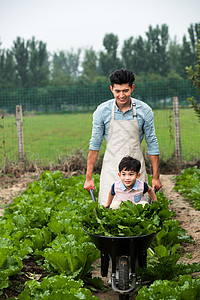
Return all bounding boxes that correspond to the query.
[149,154,162,190]
[84,178,95,191]
[152,177,162,190]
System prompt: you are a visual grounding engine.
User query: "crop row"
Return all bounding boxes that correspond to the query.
[0,169,200,299]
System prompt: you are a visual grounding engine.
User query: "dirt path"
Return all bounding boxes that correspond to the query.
[0,172,40,216]
[0,173,200,300]
[160,174,200,264]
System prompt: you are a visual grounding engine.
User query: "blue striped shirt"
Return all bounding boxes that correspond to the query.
[89,98,159,155]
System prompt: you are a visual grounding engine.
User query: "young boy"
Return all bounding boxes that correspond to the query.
[105,156,157,209]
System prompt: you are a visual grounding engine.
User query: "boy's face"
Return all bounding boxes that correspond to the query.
[118,168,140,190]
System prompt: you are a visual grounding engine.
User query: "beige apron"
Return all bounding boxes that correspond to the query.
[99,98,148,205]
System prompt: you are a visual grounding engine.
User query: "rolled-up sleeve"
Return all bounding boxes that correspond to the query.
[89,108,104,151]
[143,110,159,155]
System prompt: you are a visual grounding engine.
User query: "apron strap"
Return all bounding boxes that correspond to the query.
[132,99,137,118]
[112,100,115,119]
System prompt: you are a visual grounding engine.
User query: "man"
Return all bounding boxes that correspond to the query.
[84,68,162,205]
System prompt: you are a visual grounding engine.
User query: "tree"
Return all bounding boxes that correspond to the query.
[121,36,147,74]
[0,48,16,87]
[121,37,135,70]
[50,64,75,86]
[168,37,181,75]
[103,33,119,54]
[145,24,170,76]
[177,23,200,79]
[51,51,68,85]
[12,37,29,87]
[80,48,99,84]
[121,25,170,77]
[64,48,81,78]
[29,37,49,87]
[51,48,81,85]
[186,39,200,121]
[11,36,50,87]
[178,35,194,78]
[188,23,200,54]
[99,33,122,77]
[132,36,147,74]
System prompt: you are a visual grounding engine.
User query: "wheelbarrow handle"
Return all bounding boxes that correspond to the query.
[149,187,159,205]
[154,187,159,193]
[89,188,96,202]
[89,188,110,209]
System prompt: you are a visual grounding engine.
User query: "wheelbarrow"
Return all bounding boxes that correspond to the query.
[83,188,160,300]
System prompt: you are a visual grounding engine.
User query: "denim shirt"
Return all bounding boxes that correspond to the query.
[89,98,159,155]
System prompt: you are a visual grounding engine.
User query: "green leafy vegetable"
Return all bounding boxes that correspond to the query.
[18,275,99,300]
[136,275,200,299]
[173,166,200,210]
[82,197,173,237]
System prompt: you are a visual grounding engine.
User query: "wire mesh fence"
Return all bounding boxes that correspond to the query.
[1,79,199,114]
[0,79,199,168]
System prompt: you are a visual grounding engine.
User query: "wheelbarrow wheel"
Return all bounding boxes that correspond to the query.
[118,256,130,299]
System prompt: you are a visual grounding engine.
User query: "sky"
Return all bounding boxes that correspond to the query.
[0,0,200,54]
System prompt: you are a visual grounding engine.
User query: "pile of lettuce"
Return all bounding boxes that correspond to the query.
[82,196,173,237]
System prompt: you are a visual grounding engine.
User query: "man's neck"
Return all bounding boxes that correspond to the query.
[116,99,131,113]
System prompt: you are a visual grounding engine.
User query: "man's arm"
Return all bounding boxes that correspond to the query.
[149,154,162,190]
[84,104,105,191]
[141,105,162,190]
[84,150,99,191]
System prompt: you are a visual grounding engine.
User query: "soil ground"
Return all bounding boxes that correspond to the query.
[0,172,200,300]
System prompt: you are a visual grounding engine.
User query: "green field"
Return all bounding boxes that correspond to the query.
[0,108,199,167]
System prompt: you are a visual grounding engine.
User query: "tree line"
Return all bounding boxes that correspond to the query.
[0,23,199,88]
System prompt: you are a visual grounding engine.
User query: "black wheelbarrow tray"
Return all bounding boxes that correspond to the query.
[83,227,158,295]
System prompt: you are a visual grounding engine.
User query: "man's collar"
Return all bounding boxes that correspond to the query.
[114,98,133,112]
[120,179,138,191]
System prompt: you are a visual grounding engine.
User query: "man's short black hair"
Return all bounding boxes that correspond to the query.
[109,69,135,87]
[118,156,141,173]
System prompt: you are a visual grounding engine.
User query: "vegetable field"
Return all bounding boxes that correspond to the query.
[0,167,200,299]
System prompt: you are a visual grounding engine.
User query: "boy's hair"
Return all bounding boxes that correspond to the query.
[109,69,135,87]
[118,156,141,173]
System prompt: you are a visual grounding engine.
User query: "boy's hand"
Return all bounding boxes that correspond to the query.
[148,185,158,202]
[104,204,110,209]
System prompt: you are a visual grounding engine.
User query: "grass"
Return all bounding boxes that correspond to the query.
[0,108,199,167]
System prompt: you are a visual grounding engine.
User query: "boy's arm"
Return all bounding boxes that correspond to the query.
[105,190,114,207]
[147,185,158,202]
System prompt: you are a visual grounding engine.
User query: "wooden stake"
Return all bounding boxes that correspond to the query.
[173,97,182,168]
[16,105,24,165]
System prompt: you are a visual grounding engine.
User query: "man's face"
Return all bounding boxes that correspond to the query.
[110,83,135,107]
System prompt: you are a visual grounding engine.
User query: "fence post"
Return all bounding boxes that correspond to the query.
[16,105,24,165]
[173,97,182,168]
